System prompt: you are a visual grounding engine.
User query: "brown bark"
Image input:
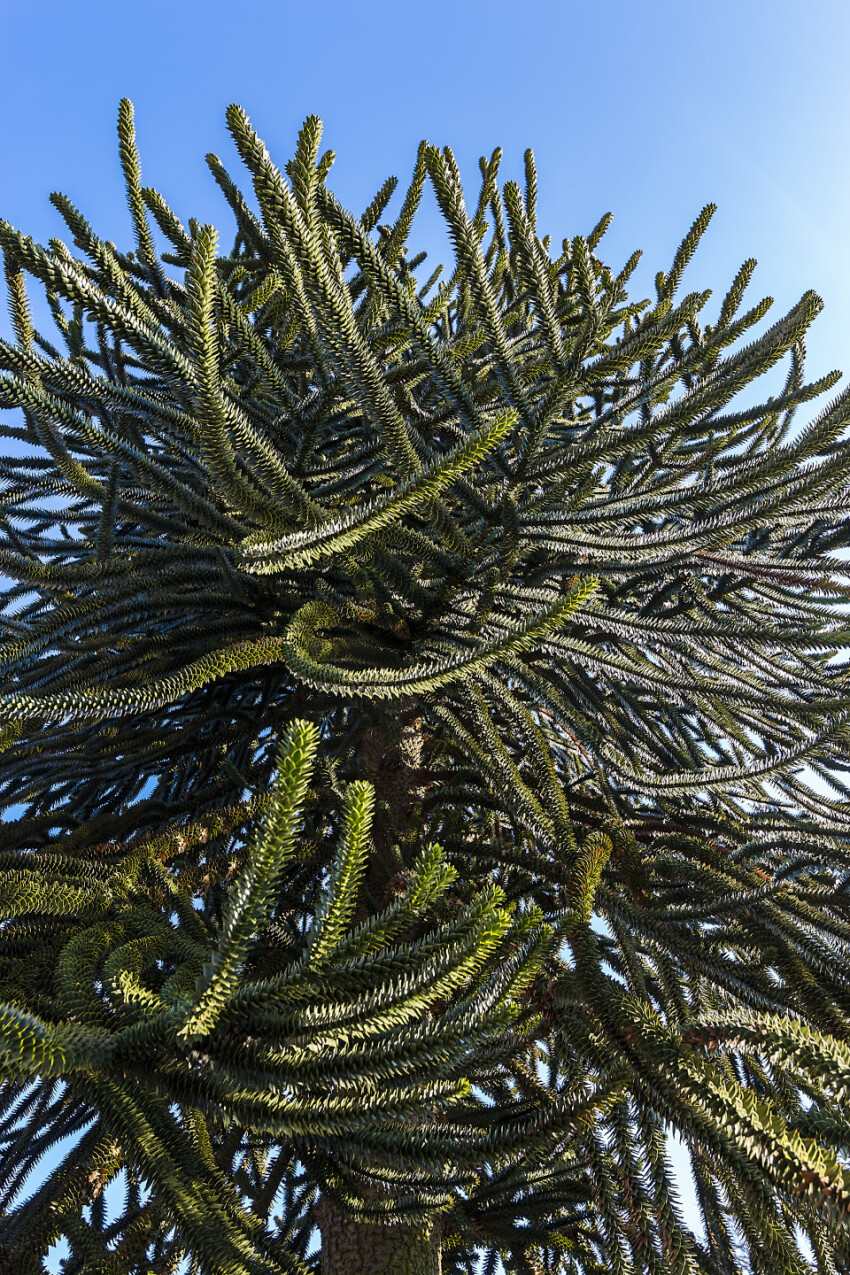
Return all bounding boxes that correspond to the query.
[318,1204,441,1275]
[359,706,433,905]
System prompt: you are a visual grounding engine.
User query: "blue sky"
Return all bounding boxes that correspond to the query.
[0,0,848,1263]
[1,0,849,388]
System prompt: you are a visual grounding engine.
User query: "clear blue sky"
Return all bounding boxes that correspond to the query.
[0,0,847,1261]
[0,0,848,388]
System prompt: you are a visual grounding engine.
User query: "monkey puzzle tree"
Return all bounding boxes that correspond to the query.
[1,100,850,1274]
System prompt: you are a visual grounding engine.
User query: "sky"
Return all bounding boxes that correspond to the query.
[0,0,848,1265]
[0,0,849,387]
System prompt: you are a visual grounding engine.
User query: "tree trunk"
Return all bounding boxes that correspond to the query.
[318,1204,441,1275]
[317,708,442,1274]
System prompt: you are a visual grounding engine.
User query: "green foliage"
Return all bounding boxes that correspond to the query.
[1,99,850,1272]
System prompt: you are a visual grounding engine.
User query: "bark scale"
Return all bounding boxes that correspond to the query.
[318,1205,441,1275]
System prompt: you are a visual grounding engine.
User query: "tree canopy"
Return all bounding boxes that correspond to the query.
[1,102,850,1274]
